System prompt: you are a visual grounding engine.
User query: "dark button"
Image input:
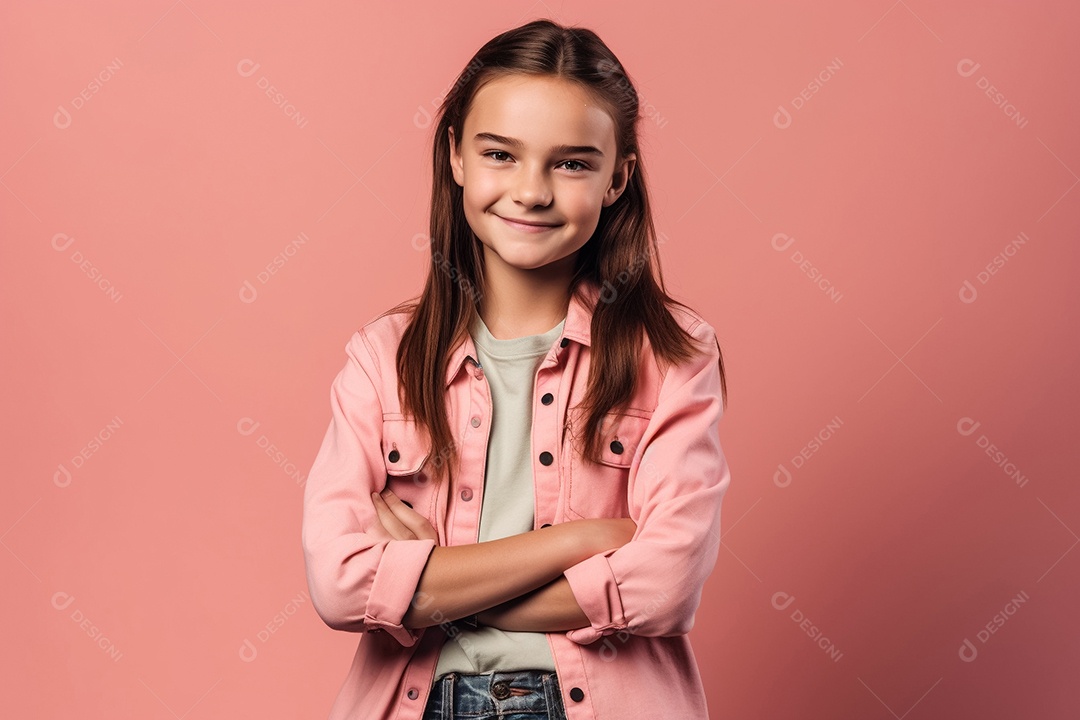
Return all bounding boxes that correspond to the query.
[541,523,552,528]
[560,337,569,347]
[539,451,553,466]
[401,500,413,509]
[388,449,400,462]
[407,687,419,700]
[610,439,624,455]
[541,392,554,405]
[569,686,584,702]
[491,680,511,700]
[461,487,473,501]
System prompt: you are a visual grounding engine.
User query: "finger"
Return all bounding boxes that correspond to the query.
[380,489,437,541]
[363,492,396,542]
[371,491,417,540]
[366,494,397,542]
[365,512,395,543]
[379,489,439,542]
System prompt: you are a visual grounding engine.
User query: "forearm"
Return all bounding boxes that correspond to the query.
[402,524,591,630]
[477,575,588,632]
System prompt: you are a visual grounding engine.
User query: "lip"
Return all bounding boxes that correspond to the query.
[496,214,562,233]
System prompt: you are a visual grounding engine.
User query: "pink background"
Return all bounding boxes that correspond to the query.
[3,1,1078,717]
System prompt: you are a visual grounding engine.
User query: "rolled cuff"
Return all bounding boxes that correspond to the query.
[365,537,437,647]
[562,547,627,645]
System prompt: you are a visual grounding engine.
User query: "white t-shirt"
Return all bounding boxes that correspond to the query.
[433,312,566,679]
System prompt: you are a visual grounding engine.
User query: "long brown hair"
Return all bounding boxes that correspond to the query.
[387,18,727,487]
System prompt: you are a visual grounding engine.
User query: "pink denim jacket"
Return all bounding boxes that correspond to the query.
[302,277,731,719]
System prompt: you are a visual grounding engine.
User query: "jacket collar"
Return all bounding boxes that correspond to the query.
[444,276,600,387]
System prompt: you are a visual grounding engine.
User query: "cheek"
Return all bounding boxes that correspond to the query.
[463,172,502,205]
[562,189,605,223]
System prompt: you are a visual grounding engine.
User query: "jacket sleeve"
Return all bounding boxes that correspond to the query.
[301,329,437,647]
[561,319,731,644]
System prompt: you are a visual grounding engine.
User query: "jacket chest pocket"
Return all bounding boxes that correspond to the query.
[380,415,437,521]
[564,409,651,520]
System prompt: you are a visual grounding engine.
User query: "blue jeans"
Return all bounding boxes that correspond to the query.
[422,670,567,720]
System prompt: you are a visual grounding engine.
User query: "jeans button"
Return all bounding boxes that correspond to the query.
[491,680,511,700]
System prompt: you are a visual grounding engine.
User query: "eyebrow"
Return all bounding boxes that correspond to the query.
[473,132,605,157]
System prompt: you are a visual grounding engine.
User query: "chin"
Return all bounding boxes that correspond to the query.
[486,246,559,269]
[500,254,556,270]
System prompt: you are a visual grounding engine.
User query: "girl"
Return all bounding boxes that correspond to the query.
[302,18,731,720]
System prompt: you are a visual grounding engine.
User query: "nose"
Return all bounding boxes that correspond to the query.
[511,164,553,208]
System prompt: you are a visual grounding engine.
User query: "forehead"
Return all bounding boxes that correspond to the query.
[464,74,617,153]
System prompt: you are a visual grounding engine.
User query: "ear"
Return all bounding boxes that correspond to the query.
[448,126,465,188]
[603,153,636,207]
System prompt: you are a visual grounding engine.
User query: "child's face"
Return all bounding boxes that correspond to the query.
[449,74,635,279]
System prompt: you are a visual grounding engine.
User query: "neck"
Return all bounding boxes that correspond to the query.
[478,254,574,340]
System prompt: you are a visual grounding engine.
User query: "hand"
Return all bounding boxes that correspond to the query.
[369,488,439,543]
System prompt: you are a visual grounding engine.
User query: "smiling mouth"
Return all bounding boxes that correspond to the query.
[496,215,562,233]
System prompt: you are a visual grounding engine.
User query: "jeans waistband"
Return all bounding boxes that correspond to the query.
[425,669,565,719]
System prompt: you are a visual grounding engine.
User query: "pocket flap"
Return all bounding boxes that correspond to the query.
[598,411,651,468]
[381,417,433,476]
